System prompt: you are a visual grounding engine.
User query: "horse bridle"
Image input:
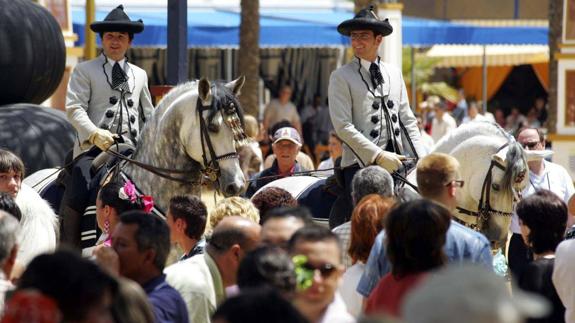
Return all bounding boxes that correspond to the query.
[105,87,245,186]
[455,142,514,232]
[197,95,241,183]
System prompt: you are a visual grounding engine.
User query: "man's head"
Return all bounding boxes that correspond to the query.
[417,153,461,209]
[167,195,207,244]
[0,210,19,277]
[337,6,392,61]
[0,149,24,199]
[279,85,293,105]
[351,165,394,205]
[90,5,144,61]
[288,226,343,310]
[271,127,302,171]
[251,187,298,223]
[112,211,170,283]
[206,216,261,286]
[434,98,448,118]
[517,128,545,152]
[101,32,132,62]
[260,207,314,249]
[468,101,479,119]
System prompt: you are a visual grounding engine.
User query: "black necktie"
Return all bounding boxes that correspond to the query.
[112,62,129,92]
[369,62,384,88]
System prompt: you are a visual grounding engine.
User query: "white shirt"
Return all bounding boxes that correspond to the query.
[338,263,365,318]
[317,158,335,177]
[510,159,575,233]
[431,112,457,143]
[319,293,356,323]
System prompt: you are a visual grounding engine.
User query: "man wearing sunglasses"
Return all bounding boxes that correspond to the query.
[508,128,574,279]
[357,153,492,300]
[289,226,354,323]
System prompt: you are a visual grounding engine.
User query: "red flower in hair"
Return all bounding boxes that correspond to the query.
[142,195,154,213]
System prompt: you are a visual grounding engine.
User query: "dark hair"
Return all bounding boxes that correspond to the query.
[18,249,118,322]
[237,245,296,295]
[287,225,340,255]
[252,188,298,223]
[0,149,24,178]
[99,181,146,215]
[0,192,21,221]
[169,195,207,240]
[263,206,315,226]
[516,190,567,254]
[212,289,308,323]
[386,200,450,278]
[119,211,171,270]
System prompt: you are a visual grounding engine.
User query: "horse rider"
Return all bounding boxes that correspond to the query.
[328,6,425,222]
[62,5,154,247]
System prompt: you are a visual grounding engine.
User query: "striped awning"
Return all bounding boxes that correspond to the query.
[424,44,549,67]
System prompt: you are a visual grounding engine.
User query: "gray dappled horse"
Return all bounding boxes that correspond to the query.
[26,77,249,253]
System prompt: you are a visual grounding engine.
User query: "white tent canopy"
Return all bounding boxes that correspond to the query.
[424,44,549,67]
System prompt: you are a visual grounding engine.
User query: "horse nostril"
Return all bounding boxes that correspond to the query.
[225,184,240,196]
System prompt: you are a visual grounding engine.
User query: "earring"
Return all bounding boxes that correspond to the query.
[104,218,110,234]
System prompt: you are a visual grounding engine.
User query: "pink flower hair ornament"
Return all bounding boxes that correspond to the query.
[118,180,154,214]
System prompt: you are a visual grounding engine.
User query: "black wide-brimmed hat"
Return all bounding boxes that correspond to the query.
[90,5,144,34]
[337,6,393,37]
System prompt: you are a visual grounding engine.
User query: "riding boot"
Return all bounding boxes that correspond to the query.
[60,205,82,249]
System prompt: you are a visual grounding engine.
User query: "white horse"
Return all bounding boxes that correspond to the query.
[26,77,248,254]
[256,122,529,248]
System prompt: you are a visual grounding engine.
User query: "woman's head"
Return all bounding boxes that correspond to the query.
[96,181,146,232]
[0,149,24,198]
[349,194,395,264]
[516,189,567,255]
[386,199,451,278]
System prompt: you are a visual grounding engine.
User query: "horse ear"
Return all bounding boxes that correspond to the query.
[199,78,211,101]
[226,75,246,96]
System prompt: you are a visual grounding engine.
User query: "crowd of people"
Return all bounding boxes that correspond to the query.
[0,3,573,323]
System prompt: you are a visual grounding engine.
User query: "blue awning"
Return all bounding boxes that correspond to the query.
[71,8,548,47]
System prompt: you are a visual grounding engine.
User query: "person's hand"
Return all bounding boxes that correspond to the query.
[374,150,405,173]
[93,245,120,276]
[89,129,116,151]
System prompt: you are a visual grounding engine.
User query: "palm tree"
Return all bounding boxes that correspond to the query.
[238,0,260,117]
[548,0,562,132]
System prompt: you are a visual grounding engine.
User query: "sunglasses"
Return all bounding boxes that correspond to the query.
[445,180,465,188]
[521,141,540,149]
[302,262,338,278]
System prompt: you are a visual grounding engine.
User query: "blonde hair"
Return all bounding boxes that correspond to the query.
[243,115,259,139]
[208,197,260,232]
[416,153,460,199]
[112,278,155,323]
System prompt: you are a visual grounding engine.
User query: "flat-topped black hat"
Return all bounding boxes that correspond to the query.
[90,5,144,34]
[337,5,393,37]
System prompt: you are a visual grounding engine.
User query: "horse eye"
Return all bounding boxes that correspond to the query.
[492,183,500,191]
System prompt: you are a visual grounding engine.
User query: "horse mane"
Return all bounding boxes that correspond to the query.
[153,80,199,119]
[499,141,528,202]
[434,121,508,154]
